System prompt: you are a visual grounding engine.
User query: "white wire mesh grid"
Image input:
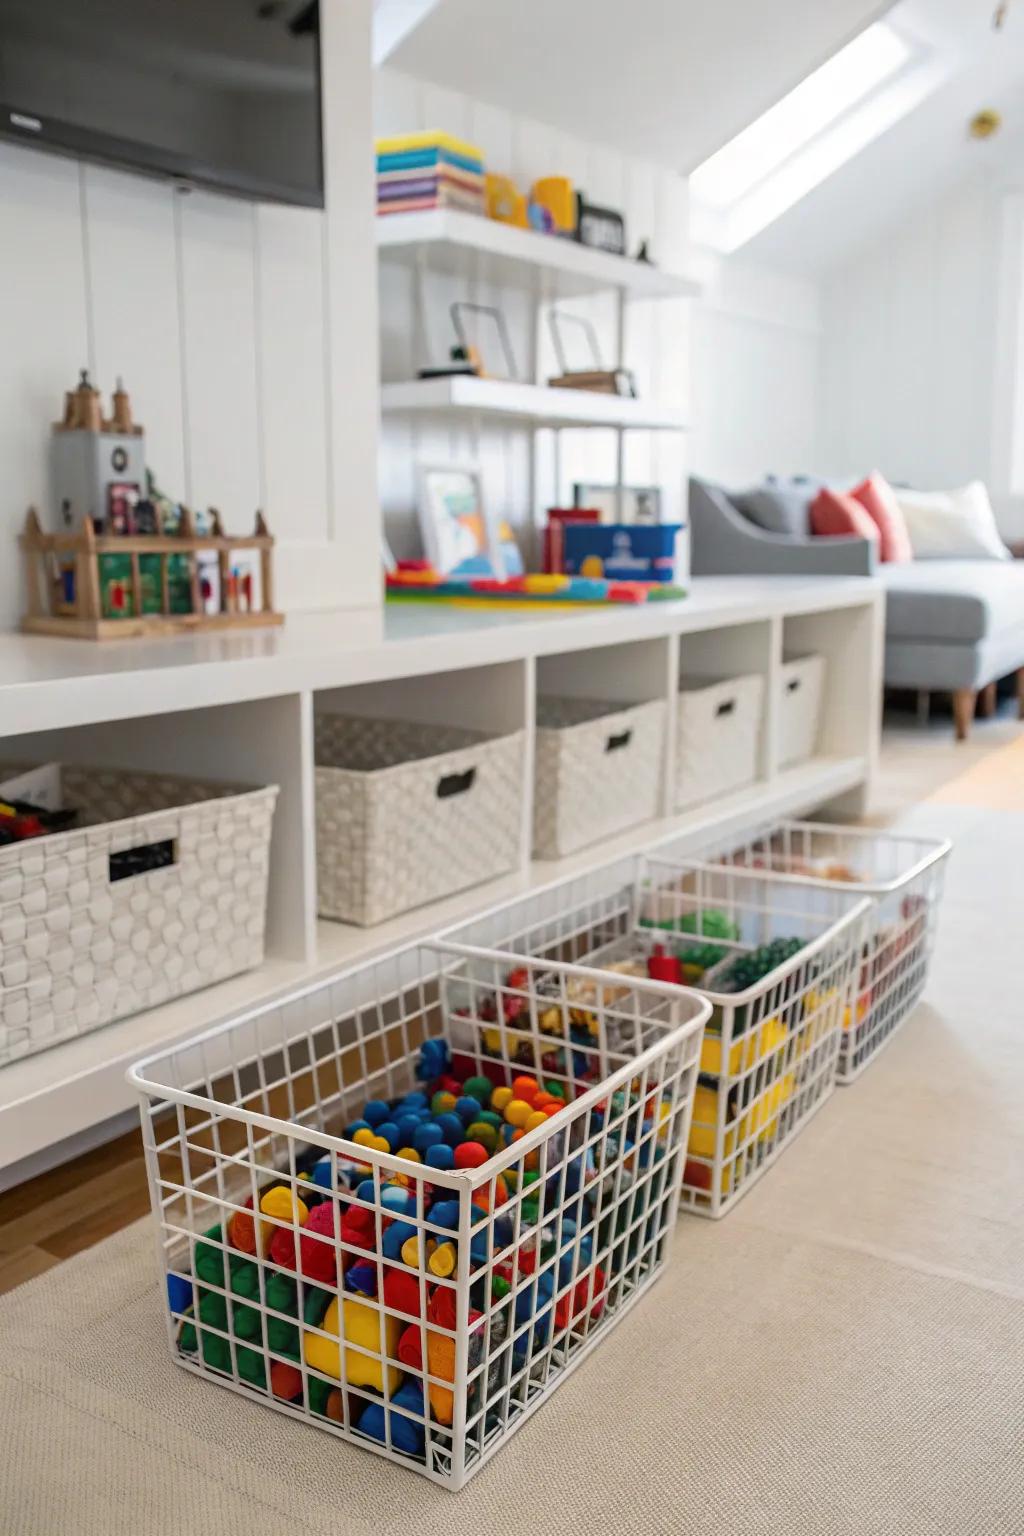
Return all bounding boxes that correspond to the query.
[129,942,707,1490]
[440,860,872,1218]
[664,820,951,1083]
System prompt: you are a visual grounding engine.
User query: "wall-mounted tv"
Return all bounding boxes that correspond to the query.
[0,0,323,207]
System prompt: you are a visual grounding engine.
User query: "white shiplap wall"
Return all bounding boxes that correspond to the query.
[374,66,692,562]
[690,255,823,488]
[818,176,1002,501]
[0,144,332,630]
[0,0,380,632]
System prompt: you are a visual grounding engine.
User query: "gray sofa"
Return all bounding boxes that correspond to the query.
[690,476,1024,739]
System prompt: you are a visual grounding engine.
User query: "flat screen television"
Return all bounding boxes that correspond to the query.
[0,0,323,207]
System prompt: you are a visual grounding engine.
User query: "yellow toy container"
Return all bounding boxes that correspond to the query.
[531,177,576,234]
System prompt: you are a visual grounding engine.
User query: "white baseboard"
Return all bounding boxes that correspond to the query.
[0,1107,139,1194]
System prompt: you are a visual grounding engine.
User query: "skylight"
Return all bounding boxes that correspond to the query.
[372,0,441,66]
[690,21,915,250]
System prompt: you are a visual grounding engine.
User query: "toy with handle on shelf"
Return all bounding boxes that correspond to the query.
[20,507,283,640]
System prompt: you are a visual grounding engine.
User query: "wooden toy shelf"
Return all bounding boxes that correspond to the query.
[20,509,283,640]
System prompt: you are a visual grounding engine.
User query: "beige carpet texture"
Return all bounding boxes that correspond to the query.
[2,755,1022,1534]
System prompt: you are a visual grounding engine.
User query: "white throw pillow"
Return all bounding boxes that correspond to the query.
[895,482,1009,560]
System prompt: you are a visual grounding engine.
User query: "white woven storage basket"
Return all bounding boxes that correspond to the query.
[673,673,764,812]
[441,857,871,1220]
[0,765,277,1067]
[777,654,825,768]
[533,696,665,860]
[130,941,708,1489]
[315,714,525,926]
[670,819,952,1083]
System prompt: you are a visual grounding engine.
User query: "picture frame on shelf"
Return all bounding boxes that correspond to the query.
[450,302,518,381]
[575,194,626,255]
[416,463,504,578]
[573,483,662,524]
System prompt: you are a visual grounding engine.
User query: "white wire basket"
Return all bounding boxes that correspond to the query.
[129,941,707,1490]
[666,820,952,1082]
[441,859,872,1219]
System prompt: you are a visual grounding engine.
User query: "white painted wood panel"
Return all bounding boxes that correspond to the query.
[176,191,262,528]
[0,143,90,630]
[0,7,381,631]
[82,164,187,504]
[321,0,381,606]
[818,177,1003,502]
[255,204,331,545]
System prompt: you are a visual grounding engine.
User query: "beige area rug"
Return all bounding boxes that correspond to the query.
[2,777,1023,1534]
[925,731,1024,813]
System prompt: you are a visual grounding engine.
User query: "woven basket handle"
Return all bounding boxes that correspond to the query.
[436,767,477,800]
[715,698,736,718]
[786,677,801,694]
[605,729,633,753]
[109,837,178,884]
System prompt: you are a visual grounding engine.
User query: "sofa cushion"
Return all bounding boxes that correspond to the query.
[894,482,1010,560]
[851,473,912,564]
[810,488,880,544]
[733,480,814,538]
[881,560,1024,643]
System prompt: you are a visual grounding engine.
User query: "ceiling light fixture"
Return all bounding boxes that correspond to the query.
[969,108,1002,138]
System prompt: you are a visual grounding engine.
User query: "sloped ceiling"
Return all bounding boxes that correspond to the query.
[386,0,893,172]
[746,0,1024,272]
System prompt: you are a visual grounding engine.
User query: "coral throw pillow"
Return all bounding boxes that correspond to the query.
[851,472,913,563]
[810,488,880,544]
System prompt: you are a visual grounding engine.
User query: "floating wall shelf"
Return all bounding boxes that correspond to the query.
[376,209,701,300]
[380,376,689,431]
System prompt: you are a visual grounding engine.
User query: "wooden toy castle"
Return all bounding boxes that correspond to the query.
[21,372,283,640]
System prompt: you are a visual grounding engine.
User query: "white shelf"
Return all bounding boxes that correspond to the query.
[0,576,882,739]
[0,752,866,1178]
[376,208,701,300]
[381,375,689,430]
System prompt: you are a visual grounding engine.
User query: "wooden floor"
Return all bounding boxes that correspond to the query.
[1,701,1020,1300]
[0,1128,150,1296]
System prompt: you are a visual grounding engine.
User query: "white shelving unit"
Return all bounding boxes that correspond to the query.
[376,208,697,522]
[376,207,701,299]
[0,575,883,1184]
[381,375,689,431]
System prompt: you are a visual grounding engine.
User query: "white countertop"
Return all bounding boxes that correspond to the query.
[0,575,880,737]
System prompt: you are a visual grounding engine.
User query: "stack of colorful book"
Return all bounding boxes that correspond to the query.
[375,131,485,217]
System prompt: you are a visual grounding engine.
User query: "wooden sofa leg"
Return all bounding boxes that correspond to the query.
[977,681,998,718]
[953,689,976,741]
